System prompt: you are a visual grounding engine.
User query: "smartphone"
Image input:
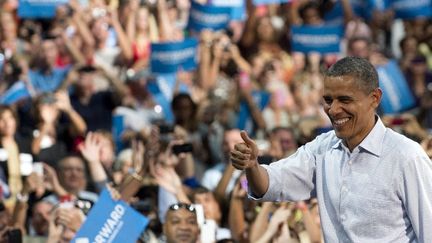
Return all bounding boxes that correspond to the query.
[200,219,217,243]
[172,143,193,155]
[19,153,33,176]
[192,204,205,226]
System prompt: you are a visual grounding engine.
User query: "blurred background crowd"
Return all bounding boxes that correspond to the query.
[0,0,431,242]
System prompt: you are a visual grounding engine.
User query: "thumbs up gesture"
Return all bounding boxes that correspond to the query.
[231,131,259,170]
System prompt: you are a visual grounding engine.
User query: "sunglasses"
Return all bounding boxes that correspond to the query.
[168,203,196,213]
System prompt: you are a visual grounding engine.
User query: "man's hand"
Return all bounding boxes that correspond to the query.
[230,131,259,170]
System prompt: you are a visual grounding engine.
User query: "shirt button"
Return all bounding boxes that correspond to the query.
[341,186,348,192]
[341,215,346,221]
[348,160,352,165]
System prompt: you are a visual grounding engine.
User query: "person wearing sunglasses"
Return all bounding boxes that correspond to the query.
[163,203,200,243]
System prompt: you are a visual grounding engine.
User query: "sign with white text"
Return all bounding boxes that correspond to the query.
[18,0,68,19]
[377,60,416,114]
[72,188,148,243]
[150,38,198,73]
[291,25,344,54]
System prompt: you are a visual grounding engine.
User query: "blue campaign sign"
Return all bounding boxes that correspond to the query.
[18,0,68,19]
[188,1,231,32]
[146,77,174,123]
[366,0,391,11]
[0,81,31,105]
[150,38,198,74]
[376,60,416,114]
[291,25,343,54]
[236,91,271,134]
[112,115,125,154]
[252,0,289,5]
[323,1,343,25]
[72,188,149,243]
[392,0,432,19]
[209,0,246,20]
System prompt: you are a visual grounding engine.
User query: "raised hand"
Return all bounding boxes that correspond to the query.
[230,131,259,170]
[23,172,45,198]
[43,163,68,197]
[54,90,73,112]
[56,207,85,233]
[78,132,101,164]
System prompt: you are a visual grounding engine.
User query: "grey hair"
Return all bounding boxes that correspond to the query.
[325,56,379,94]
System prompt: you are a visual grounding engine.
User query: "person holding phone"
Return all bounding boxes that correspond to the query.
[231,57,432,242]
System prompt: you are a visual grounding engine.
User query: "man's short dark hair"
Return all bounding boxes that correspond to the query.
[325,56,379,94]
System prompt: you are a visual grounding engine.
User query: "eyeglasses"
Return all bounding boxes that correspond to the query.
[168,203,196,213]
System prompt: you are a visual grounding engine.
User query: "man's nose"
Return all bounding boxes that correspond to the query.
[328,101,342,116]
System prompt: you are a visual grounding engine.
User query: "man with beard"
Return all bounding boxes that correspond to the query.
[231,57,432,242]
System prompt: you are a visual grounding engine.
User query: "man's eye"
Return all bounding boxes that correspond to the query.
[323,98,332,105]
[340,99,351,104]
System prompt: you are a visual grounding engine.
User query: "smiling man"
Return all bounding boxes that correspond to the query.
[231,57,432,242]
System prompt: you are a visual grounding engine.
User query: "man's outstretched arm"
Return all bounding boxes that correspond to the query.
[231,131,269,198]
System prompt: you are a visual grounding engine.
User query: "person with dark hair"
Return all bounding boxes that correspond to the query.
[192,187,231,242]
[171,93,198,133]
[68,65,127,132]
[163,203,200,243]
[231,57,432,242]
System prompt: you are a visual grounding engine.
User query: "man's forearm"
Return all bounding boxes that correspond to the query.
[246,164,269,198]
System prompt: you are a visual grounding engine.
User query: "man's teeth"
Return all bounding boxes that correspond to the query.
[334,118,349,125]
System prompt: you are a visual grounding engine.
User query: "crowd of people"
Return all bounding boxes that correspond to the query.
[0,0,431,242]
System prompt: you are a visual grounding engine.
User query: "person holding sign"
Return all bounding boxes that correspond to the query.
[231,57,432,242]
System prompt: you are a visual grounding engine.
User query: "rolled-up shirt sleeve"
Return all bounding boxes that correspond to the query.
[248,143,317,202]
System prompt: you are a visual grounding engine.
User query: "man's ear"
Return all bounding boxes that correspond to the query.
[371,88,382,108]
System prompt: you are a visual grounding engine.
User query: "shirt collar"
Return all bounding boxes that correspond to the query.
[331,115,386,157]
[357,116,385,157]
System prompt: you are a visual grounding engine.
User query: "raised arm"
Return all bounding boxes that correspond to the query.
[157,0,175,41]
[230,131,269,198]
[55,90,87,136]
[78,132,108,190]
[340,0,354,25]
[108,8,133,61]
